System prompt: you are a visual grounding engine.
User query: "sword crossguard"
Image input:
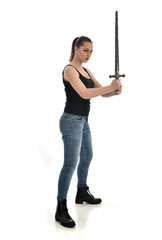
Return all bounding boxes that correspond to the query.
[109,74,125,79]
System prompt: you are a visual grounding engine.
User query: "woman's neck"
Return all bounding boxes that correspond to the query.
[70,58,83,69]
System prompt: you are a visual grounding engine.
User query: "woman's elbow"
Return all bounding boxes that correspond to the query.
[79,91,90,99]
[81,93,90,99]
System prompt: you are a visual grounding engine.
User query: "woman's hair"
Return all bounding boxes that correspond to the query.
[69,36,92,61]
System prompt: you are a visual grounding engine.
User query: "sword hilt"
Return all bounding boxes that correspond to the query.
[109,74,125,79]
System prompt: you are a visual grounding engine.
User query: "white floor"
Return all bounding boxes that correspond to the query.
[47,195,162,240]
[1,160,162,240]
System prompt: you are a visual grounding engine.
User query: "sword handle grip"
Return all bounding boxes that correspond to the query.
[109,74,125,79]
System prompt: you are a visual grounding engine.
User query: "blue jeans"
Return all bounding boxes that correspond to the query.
[57,113,93,202]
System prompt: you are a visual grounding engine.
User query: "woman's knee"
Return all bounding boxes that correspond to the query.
[63,163,77,174]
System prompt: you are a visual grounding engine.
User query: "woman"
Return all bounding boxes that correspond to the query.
[55,36,122,228]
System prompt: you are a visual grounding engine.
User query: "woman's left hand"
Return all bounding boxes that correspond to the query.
[114,85,122,95]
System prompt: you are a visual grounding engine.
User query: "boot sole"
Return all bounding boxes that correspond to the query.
[75,200,83,204]
[75,199,102,204]
[55,216,76,228]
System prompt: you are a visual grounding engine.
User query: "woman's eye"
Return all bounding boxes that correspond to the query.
[84,49,93,54]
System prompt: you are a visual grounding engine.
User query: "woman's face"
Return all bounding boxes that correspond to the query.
[75,42,93,63]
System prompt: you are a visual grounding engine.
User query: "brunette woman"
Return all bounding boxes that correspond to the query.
[55,36,122,228]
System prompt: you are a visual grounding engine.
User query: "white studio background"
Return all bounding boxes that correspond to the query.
[0,0,162,239]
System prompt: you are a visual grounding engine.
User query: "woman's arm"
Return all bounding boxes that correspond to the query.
[64,66,121,99]
[86,68,121,98]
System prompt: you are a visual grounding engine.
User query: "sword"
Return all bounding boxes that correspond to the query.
[109,11,125,79]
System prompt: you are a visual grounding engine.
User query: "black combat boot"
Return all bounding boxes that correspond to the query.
[75,187,102,204]
[55,200,76,228]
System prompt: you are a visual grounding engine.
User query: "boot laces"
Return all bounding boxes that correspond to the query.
[60,201,71,219]
[87,187,94,198]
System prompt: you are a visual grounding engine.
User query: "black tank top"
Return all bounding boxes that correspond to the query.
[62,65,94,117]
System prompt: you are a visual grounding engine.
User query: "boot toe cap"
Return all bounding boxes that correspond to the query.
[61,219,76,228]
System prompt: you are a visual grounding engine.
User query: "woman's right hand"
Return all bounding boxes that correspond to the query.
[111,79,121,91]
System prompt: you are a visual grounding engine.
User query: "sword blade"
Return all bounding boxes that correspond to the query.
[109,11,125,79]
[115,11,119,76]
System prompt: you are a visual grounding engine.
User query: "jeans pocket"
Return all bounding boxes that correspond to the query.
[60,116,73,134]
[73,117,83,121]
[70,115,83,121]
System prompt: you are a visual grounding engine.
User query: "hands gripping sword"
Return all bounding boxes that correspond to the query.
[109,11,125,80]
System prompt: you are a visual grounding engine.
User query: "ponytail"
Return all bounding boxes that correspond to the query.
[69,37,79,62]
[69,36,92,62]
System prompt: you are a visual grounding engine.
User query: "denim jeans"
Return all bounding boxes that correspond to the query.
[57,112,93,202]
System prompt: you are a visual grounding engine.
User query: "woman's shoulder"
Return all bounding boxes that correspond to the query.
[64,64,79,73]
[63,65,80,81]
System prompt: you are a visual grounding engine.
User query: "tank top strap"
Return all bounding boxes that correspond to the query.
[83,67,91,78]
[62,64,80,76]
[62,65,91,80]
